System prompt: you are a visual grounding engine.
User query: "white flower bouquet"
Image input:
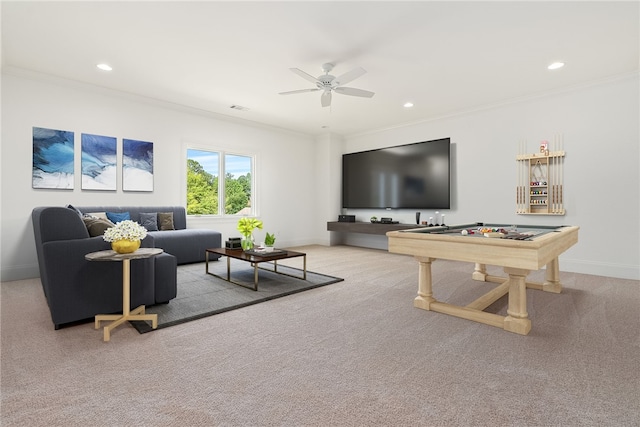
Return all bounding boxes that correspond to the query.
[103,220,148,242]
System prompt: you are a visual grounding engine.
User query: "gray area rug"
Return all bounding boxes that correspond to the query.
[131,259,343,333]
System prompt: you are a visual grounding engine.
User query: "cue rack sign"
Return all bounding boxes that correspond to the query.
[516,135,566,215]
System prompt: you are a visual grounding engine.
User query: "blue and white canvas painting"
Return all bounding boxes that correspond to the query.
[32,127,75,189]
[81,133,117,190]
[123,139,153,192]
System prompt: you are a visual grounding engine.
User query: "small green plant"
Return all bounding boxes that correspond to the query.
[264,232,276,246]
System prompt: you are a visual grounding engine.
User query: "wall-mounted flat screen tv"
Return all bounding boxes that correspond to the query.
[342,138,451,209]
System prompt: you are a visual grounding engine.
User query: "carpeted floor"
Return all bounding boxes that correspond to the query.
[131,259,343,333]
[1,245,638,426]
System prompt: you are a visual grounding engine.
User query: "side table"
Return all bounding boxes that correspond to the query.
[85,248,163,341]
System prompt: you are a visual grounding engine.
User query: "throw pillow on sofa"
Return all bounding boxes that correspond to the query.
[86,212,109,220]
[139,212,159,231]
[82,216,115,237]
[66,204,83,217]
[106,211,130,224]
[158,212,174,230]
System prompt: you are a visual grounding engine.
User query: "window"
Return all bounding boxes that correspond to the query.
[186,149,254,216]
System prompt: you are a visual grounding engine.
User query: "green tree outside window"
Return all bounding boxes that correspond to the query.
[187,149,253,216]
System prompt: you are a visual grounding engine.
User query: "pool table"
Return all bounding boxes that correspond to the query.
[387,223,579,335]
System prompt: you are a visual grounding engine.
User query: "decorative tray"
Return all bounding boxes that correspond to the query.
[244,248,287,257]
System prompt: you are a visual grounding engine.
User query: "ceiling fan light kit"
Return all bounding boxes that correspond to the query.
[279,63,375,107]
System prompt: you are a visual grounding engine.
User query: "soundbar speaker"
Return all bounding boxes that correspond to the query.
[338,215,356,222]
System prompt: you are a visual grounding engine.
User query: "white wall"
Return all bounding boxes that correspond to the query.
[3,71,638,282]
[314,133,345,246]
[1,71,317,281]
[336,74,640,280]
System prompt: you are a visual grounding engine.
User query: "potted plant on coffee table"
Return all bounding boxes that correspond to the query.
[264,232,276,252]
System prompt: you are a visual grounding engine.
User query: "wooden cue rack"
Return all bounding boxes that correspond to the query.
[516,135,566,215]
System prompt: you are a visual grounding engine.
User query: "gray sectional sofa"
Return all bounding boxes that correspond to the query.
[32,205,222,329]
[75,205,221,265]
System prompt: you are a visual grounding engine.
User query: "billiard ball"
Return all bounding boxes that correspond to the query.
[461,229,468,236]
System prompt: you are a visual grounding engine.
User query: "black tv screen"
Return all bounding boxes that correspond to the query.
[342,138,451,209]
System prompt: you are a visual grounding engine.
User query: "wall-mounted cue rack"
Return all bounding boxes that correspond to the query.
[516,135,565,215]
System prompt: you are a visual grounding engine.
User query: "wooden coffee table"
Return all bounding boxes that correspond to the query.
[205,248,306,291]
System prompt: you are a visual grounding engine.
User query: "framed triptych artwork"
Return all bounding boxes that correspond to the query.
[32,128,154,192]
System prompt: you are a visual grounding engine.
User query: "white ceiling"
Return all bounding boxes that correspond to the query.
[2,1,638,137]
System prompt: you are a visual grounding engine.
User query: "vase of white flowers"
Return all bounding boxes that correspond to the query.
[102,220,148,254]
[237,217,263,251]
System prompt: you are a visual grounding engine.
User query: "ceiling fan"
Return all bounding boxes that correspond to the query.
[279,63,375,108]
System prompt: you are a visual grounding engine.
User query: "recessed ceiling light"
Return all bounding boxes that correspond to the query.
[547,62,565,70]
[403,102,414,108]
[96,63,113,71]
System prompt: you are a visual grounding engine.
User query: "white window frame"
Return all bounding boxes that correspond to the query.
[184,143,257,218]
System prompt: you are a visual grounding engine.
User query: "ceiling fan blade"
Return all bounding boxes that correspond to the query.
[321,91,332,108]
[333,67,366,86]
[334,87,375,98]
[279,88,320,95]
[289,68,320,85]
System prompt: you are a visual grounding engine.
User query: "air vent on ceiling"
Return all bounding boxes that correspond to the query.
[230,105,250,111]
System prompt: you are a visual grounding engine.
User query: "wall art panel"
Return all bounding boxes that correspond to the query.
[32,126,75,189]
[81,133,117,190]
[122,138,153,192]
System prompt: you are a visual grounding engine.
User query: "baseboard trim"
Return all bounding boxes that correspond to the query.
[555,258,638,281]
[1,263,40,282]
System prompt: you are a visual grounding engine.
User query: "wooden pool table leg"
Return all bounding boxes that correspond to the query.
[542,258,562,293]
[504,267,532,335]
[472,263,487,281]
[414,256,436,310]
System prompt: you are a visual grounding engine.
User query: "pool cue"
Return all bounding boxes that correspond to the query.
[559,134,564,213]
[551,135,556,213]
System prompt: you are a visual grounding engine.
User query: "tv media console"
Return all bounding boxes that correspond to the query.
[327,221,424,236]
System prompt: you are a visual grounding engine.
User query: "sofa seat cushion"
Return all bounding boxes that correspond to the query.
[154,253,178,303]
[146,229,221,264]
